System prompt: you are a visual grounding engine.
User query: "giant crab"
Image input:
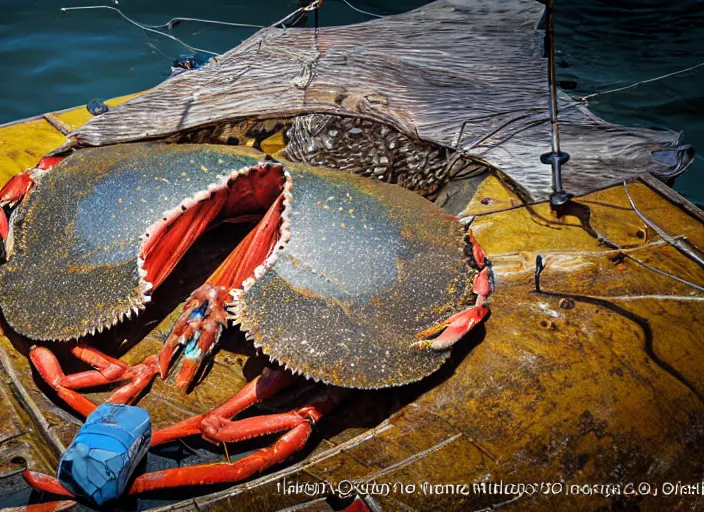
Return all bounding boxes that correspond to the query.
[0,140,492,508]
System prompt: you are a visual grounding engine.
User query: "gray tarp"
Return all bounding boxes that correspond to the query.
[71,0,693,200]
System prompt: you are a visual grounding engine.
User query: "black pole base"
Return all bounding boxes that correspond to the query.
[549,190,572,214]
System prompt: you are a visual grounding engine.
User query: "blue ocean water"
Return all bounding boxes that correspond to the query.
[0,0,702,202]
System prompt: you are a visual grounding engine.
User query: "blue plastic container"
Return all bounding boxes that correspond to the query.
[58,403,151,505]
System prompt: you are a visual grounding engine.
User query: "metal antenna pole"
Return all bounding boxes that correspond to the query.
[540,0,571,213]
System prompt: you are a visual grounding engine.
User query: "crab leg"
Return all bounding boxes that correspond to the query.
[29,344,159,417]
[412,230,494,351]
[130,387,345,493]
[24,370,343,498]
[22,471,75,498]
[5,500,78,512]
[152,367,293,445]
[0,171,35,207]
[159,193,285,390]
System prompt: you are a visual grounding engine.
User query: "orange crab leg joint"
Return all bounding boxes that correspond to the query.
[151,368,293,446]
[129,388,344,494]
[468,229,489,269]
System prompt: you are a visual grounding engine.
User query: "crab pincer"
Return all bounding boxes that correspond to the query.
[0,170,35,241]
[158,189,286,390]
[412,230,494,351]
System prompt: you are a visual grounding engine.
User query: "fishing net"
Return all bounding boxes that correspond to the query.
[72,0,693,200]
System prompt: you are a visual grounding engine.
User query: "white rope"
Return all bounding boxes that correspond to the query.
[580,60,704,102]
[60,2,323,59]
[270,0,322,28]
[141,17,263,30]
[61,6,220,56]
[340,0,383,18]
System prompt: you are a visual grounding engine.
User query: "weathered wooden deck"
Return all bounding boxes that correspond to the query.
[1,89,704,511]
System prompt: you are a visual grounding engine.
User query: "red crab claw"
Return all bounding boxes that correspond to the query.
[159,192,285,391]
[158,284,229,389]
[412,305,489,351]
[468,229,490,269]
[412,251,493,351]
[0,171,36,241]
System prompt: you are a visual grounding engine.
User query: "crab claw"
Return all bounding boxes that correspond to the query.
[472,266,495,306]
[0,171,35,208]
[159,284,229,390]
[0,209,8,243]
[412,304,490,351]
[1,171,36,245]
[468,229,490,269]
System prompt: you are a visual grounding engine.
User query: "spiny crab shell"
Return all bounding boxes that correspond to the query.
[0,142,480,388]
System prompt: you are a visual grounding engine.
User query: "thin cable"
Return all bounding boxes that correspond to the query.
[340,0,383,18]
[142,17,263,30]
[580,60,704,102]
[142,32,173,62]
[624,181,704,269]
[61,6,220,56]
[625,253,704,293]
[271,0,322,28]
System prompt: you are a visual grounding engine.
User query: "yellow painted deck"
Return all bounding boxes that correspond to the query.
[1,98,703,512]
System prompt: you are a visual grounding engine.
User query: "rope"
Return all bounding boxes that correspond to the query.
[60,1,324,59]
[340,0,383,18]
[580,60,704,102]
[140,17,263,30]
[60,6,221,56]
[271,0,322,29]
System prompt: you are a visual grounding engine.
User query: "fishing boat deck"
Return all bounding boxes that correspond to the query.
[1,96,704,511]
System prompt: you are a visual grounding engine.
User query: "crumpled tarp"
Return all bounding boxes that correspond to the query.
[71,0,693,200]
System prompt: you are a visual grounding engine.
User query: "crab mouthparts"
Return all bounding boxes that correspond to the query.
[138,162,292,389]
